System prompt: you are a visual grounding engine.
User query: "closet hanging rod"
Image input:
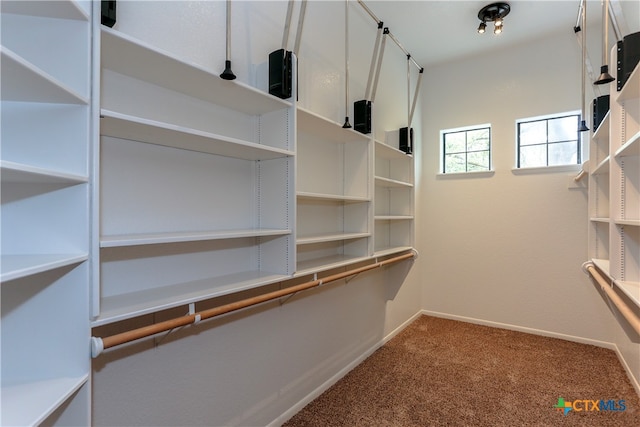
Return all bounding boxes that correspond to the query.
[583,262,640,336]
[356,0,422,71]
[91,251,416,357]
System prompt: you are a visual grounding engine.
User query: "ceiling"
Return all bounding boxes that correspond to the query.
[361,0,640,69]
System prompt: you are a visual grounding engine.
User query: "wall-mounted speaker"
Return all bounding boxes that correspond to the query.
[101,1,116,27]
[269,49,292,99]
[399,127,413,155]
[593,95,610,132]
[354,100,371,134]
[617,31,640,92]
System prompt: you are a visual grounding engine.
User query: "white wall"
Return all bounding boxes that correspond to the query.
[419,26,640,387]
[92,1,422,426]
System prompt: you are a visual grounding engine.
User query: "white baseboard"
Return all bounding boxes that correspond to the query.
[422,310,639,398]
[269,310,423,427]
[611,343,640,398]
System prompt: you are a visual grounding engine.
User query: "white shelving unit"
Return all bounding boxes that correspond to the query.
[295,108,373,275]
[93,27,296,326]
[373,137,415,256]
[1,7,418,419]
[588,53,640,310]
[1,1,92,425]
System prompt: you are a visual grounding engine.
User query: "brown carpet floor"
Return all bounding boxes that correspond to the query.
[284,315,640,426]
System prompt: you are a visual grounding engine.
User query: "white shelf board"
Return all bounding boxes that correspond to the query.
[614,219,640,227]
[590,217,610,224]
[1,254,88,282]
[296,232,370,245]
[375,140,411,159]
[1,0,89,21]
[101,27,290,115]
[614,131,640,158]
[614,280,640,309]
[592,156,610,175]
[101,228,291,248]
[374,246,414,258]
[100,110,294,160]
[591,112,610,142]
[592,258,611,276]
[0,47,87,104]
[1,160,87,185]
[93,270,288,326]
[618,63,640,103]
[295,254,372,277]
[1,374,88,427]
[375,176,413,188]
[375,215,414,221]
[297,191,370,203]
[297,108,370,143]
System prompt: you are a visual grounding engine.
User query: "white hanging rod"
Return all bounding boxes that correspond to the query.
[356,0,422,71]
[574,0,621,41]
[583,262,640,336]
[91,251,416,357]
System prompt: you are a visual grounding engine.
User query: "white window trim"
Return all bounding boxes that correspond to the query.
[514,110,582,169]
[440,123,493,174]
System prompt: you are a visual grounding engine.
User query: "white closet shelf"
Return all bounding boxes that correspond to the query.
[592,258,611,275]
[592,156,611,175]
[93,270,289,326]
[618,64,640,103]
[0,160,87,185]
[375,176,413,188]
[374,246,414,257]
[297,108,370,143]
[614,131,640,158]
[1,254,88,282]
[1,375,88,427]
[100,110,294,160]
[296,232,370,245]
[590,217,610,223]
[614,219,640,227]
[0,0,88,21]
[101,228,291,248]
[615,279,640,308]
[0,47,88,104]
[375,215,414,221]
[591,112,610,142]
[101,27,291,115]
[295,254,372,277]
[375,140,412,159]
[297,191,370,203]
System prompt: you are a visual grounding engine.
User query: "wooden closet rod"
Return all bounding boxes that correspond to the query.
[91,251,415,357]
[584,262,640,336]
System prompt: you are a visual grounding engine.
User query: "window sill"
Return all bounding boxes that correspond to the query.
[437,170,495,179]
[512,164,581,175]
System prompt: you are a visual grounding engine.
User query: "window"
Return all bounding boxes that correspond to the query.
[441,125,491,173]
[516,112,581,168]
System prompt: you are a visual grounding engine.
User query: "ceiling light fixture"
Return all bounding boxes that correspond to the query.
[477,2,510,35]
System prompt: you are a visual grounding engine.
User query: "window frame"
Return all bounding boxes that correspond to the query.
[440,123,492,174]
[515,110,582,169]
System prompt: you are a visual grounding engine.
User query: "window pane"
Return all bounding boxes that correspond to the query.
[548,116,577,142]
[467,151,490,171]
[445,153,466,173]
[519,121,546,146]
[444,132,466,153]
[549,141,578,166]
[519,144,546,168]
[467,128,490,151]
